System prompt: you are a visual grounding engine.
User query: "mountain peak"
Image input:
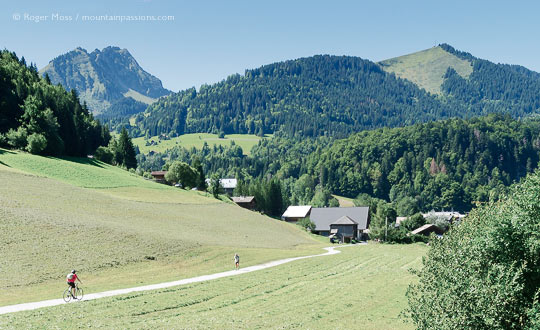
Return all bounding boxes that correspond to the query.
[40,46,171,114]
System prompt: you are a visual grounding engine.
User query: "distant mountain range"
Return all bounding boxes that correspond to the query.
[39,46,171,115]
[41,44,540,138]
[131,44,540,138]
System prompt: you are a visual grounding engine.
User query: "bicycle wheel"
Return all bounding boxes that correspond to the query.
[63,288,72,302]
[76,287,84,300]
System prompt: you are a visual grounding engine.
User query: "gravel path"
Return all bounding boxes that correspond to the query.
[0,244,363,315]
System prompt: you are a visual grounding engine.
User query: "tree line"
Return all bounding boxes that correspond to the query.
[136,115,540,214]
[0,50,109,156]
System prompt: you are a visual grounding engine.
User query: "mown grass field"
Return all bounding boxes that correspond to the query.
[0,243,426,329]
[0,149,323,306]
[333,194,355,207]
[133,133,267,155]
[379,46,473,94]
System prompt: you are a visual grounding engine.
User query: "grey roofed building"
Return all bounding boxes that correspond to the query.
[310,207,370,239]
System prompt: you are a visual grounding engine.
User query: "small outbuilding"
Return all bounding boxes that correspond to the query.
[281,205,312,223]
[329,216,359,243]
[232,196,257,210]
[205,178,237,195]
[151,171,168,184]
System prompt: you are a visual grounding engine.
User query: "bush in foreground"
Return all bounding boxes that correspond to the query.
[407,171,540,329]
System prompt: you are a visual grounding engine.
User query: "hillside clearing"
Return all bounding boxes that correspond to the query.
[0,244,426,329]
[379,46,472,94]
[132,133,267,156]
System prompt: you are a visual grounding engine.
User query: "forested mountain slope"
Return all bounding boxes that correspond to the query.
[311,114,540,211]
[133,45,540,138]
[133,55,460,138]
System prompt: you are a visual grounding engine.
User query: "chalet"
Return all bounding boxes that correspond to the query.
[151,171,167,184]
[281,205,312,223]
[310,207,370,241]
[205,178,238,195]
[232,196,257,210]
[411,224,445,236]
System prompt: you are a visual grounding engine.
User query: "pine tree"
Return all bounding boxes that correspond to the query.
[118,127,137,169]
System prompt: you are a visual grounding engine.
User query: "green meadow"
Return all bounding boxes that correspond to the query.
[132,133,267,155]
[0,244,426,329]
[0,149,323,306]
[379,46,473,94]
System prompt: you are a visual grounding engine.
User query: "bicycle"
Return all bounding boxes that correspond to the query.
[63,283,84,302]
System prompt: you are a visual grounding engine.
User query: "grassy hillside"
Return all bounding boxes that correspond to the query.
[0,244,426,329]
[133,133,265,156]
[379,46,473,94]
[0,149,323,305]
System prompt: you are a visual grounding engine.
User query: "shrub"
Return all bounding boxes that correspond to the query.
[296,217,315,231]
[6,127,28,149]
[25,133,47,154]
[94,146,114,164]
[407,170,540,329]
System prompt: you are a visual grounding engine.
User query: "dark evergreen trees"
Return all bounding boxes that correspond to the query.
[0,50,109,156]
[117,128,137,169]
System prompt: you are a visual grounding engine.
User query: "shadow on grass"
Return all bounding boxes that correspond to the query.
[46,156,106,169]
[0,148,16,155]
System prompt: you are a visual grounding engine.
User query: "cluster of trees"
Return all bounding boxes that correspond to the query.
[0,50,110,156]
[94,128,137,169]
[407,170,540,329]
[163,159,206,191]
[311,114,540,212]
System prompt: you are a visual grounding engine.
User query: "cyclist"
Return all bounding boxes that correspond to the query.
[66,270,82,299]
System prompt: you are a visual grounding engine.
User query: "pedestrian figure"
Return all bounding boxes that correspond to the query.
[234,253,240,270]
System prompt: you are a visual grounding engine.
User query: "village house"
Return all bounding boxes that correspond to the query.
[231,196,257,210]
[150,170,167,184]
[310,207,370,242]
[205,178,238,195]
[281,205,312,223]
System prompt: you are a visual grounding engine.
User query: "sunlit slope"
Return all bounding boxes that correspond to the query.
[379,46,473,94]
[0,244,426,329]
[0,149,321,305]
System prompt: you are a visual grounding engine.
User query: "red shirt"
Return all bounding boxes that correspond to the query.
[67,273,77,283]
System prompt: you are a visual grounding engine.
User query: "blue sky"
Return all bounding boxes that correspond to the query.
[2,0,539,92]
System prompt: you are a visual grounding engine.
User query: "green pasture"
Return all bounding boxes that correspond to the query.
[0,149,323,306]
[333,194,355,207]
[0,243,426,329]
[379,46,472,94]
[132,133,266,155]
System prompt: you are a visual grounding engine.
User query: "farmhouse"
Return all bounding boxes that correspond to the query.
[205,178,238,195]
[281,205,312,223]
[310,207,370,242]
[231,196,256,210]
[150,170,167,184]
